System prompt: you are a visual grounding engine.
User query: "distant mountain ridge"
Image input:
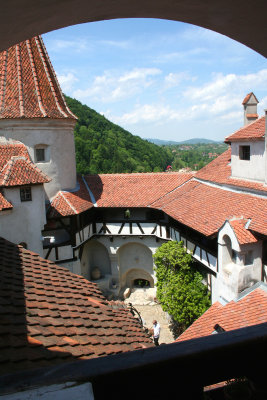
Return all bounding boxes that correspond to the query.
[147,138,221,145]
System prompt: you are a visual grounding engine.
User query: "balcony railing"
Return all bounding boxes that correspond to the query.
[1,323,266,399]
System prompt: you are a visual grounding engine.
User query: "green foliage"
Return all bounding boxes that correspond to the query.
[165,142,228,171]
[65,95,173,174]
[154,241,211,334]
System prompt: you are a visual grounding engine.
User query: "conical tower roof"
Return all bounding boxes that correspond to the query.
[0,36,77,120]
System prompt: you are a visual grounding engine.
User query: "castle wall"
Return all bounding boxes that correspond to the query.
[0,185,46,254]
[231,140,265,182]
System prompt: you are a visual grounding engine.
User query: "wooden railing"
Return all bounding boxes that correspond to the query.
[1,323,266,399]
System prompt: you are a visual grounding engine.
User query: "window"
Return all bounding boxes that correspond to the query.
[239,145,250,160]
[245,250,253,265]
[35,148,46,162]
[232,250,238,263]
[20,187,32,202]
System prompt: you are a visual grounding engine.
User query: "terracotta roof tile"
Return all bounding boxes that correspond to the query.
[85,172,193,208]
[195,147,267,193]
[242,92,259,105]
[0,237,153,375]
[0,191,12,211]
[0,140,50,187]
[48,176,94,217]
[229,218,258,244]
[225,116,265,143]
[48,172,193,217]
[177,283,267,342]
[151,179,267,237]
[0,141,29,170]
[0,156,50,187]
[0,37,77,120]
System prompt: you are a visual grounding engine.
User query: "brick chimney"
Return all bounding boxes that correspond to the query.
[242,92,259,126]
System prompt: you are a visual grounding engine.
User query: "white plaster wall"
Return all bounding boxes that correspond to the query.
[81,240,111,280]
[230,140,265,182]
[0,186,46,254]
[80,236,164,288]
[0,119,77,199]
[214,222,263,303]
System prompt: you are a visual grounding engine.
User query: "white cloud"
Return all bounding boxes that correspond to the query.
[184,69,267,102]
[106,103,190,125]
[73,68,162,103]
[164,72,196,89]
[47,39,88,53]
[57,72,78,92]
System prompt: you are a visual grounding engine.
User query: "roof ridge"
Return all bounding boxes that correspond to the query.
[34,37,68,119]
[38,36,77,120]
[148,175,194,207]
[59,191,78,214]
[0,50,8,114]
[225,115,265,143]
[26,39,47,117]
[15,44,25,117]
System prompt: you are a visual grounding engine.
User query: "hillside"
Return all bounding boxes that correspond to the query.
[147,138,219,145]
[65,96,173,174]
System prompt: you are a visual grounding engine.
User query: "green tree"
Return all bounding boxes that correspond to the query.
[65,95,173,174]
[154,241,211,335]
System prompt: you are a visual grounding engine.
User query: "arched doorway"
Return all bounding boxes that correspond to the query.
[222,234,233,268]
[117,242,154,290]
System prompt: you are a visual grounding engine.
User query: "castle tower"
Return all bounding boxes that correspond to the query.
[0,36,77,199]
[242,92,259,126]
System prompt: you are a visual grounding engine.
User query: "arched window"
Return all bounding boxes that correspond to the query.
[222,235,233,265]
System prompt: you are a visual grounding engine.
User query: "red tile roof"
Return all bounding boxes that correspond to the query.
[177,283,267,342]
[0,156,50,187]
[0,191,12,211]
[229,219,258,245]
[225,116,265,143]
[0,237,153,375]
[84,172,193,208]
[196,148,267,193]
[48,176,94,217]
[0,141,30,171]
[0,36,77,120]
[0,141,50,187]
[151,179,267,237]
[242,92,259,105]
[48,172,193,217]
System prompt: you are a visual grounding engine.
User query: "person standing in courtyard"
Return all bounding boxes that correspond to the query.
[153,320,160,346]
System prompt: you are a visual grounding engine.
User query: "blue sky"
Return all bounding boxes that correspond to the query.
[43,19,267,142]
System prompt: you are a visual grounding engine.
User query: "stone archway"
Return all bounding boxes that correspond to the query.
[0,1,266,57]
[81,240,111,281]
[117,242,154,290]
[122,268,154,289]
[222,234,233,268]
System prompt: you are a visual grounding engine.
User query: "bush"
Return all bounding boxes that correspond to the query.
[154,241,211,336]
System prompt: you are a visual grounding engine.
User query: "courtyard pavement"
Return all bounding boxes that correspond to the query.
[124,288,175,345]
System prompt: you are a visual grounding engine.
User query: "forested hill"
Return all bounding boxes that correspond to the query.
[65,95,173,174]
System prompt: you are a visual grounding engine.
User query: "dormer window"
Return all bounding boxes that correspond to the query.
[239,145,250,161]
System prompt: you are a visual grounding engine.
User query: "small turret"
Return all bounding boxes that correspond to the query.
[242,92,259,126]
